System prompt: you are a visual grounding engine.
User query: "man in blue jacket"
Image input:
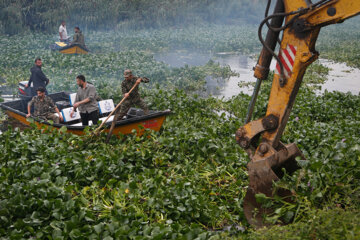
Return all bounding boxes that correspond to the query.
[25,58,50,96]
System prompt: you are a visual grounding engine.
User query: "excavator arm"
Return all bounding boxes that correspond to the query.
[238,0,360,227]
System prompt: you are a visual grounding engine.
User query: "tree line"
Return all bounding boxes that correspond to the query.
[0,0,266,35]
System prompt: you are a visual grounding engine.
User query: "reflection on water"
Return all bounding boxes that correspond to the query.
[318,59,360,95]
[154,51,360,98]
[154,51,256,97]
[215,53,256,97]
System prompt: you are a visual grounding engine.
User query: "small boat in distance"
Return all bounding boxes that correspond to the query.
[0,92,170,136]
[50,42,89,55]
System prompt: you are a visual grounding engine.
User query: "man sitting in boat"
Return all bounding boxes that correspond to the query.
[115,69,149,121]
[70,27,85,48]
[26,87,63,124]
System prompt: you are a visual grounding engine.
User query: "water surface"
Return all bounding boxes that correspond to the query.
[154,51,360,98]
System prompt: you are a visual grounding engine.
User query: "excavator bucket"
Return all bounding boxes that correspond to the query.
[243,143,304,227]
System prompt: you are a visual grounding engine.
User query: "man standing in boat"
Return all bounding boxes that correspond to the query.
[26,87,63,124]
[25,57,49,96]
[70,75,99,126]
[71,27,86,48]
[115,69,149,121]
[59,20,69,43]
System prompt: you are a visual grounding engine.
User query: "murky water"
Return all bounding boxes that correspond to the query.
[317,59,360,95]
[214,53,256,97]
[0,84,19,102]
[154,51,212,68]
[1,51,359,102]
[154,51,360,98]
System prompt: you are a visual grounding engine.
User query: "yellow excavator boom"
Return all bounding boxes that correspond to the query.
[238,0,360,227]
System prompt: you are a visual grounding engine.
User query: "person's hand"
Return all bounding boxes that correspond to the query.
[70,110,75,118]
[124,93,130,99]
[59,114,63,122]
[73,102,80,108]
[136,78,142,84]
[26,113,31,118]
[25,84,28,88]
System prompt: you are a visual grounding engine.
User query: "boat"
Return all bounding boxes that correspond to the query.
[50,42,89,55]
[58,43,89,55]
[0,91,171,136]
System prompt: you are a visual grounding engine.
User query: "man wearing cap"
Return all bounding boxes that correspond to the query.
[26,87,63,124]
[70,75,99,126]
[25,57,50,96]
[116,69,149,121]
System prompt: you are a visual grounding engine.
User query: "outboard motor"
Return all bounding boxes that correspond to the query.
[18,81,33,100]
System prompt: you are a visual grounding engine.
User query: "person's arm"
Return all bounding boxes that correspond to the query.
[25,79,31,88]
[136,78,142,84]
[73,98,90,109]
[121,81,129,98]
[71,33,78,45]
[59,26,63,40]
[141,77,150,83]
[70,93,79,117]
[121,81,127,95]
[70,107,76,118]
[55,107,63,122]
[73,86,95,108]
[49,99,63,122]
[25,73,32,88]
[123,78,141,98]
[37,69,49,86]
[26,98,34,117]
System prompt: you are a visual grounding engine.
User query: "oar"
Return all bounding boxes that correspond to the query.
[93,81,140,137]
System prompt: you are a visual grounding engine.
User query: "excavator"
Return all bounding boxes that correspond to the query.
[238,0,360,227]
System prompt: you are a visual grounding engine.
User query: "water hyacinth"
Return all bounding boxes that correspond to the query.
[0,19,360,239]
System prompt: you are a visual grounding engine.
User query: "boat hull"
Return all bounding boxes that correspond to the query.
[59,44,89,55]
[1,92,170,137]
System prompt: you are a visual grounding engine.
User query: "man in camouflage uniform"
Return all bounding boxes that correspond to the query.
[71,27,85,48]
[116,69,149,121]
[26,87,63,124]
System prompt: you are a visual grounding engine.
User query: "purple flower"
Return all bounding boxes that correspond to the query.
[307,181,311,187]
[295,117,299,122]
[68,69,73,74]
[341,138,346,142]
[37,177,41,181]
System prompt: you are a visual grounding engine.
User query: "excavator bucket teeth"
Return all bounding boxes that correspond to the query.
[244,159,280,227]
[243,143,304,227]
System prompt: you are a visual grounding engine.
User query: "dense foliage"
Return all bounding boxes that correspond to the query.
[1,10,360,239]
[1,83,360,239]
[0,24,258,99]
[317,19,360,68]
[0,0,266,35]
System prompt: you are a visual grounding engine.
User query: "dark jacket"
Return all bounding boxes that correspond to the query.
[27,65,49,96]
[72,31,85,47]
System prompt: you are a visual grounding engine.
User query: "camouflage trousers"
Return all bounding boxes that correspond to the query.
[38,112,60,124]
[116,98,148,121]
